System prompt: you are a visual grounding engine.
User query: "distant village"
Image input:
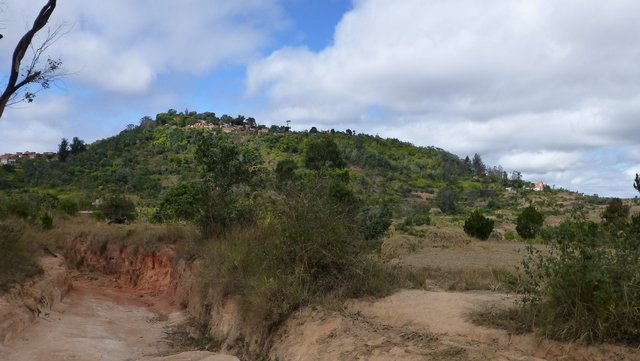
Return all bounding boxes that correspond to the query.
[0,151,54,165]
[186,121,271,135]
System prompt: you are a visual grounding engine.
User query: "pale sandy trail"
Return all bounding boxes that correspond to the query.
[0,275,182,361]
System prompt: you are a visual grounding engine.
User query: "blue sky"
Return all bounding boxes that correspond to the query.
[2,0,640,198]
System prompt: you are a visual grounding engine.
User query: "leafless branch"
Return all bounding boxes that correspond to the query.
[0,0,57,119]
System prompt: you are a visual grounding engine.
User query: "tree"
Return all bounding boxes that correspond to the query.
[436,187,458,214]
[70,137,86,154]
[472,153,486,176]
[601,198,629,232]
[516,205,544,239]
[303,135,346,170]
[634,173,640,194]
[57,138,69,162]
[195,132,262,236]
[0,0,61,119]
[464,209,494,240]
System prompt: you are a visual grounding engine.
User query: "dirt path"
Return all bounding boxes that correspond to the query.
[0,273,181,361]
[350,290,640,361]
[0,272,237,361]
[272,289,640,361]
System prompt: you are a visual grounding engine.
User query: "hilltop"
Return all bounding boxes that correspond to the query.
[0,108,618,238]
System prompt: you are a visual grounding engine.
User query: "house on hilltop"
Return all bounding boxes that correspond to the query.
[0,154,16,165]
[533,181,545,192]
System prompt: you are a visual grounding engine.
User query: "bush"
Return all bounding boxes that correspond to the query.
[516,205,544,239]
[99,194,136,221]
[303,135,346,170]
[520,228,640,344]
[0,221,42,290]
[358,204,393,241]
[58,198,79,216]
[402,213,431,227]
[156,183,202,223]
[436,188,457,214]
[40,213,53,229]
[463,209,494,240]
[601,198,629,233]
[199,179,413,331]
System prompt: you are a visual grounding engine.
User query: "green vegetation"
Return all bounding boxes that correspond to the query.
[99,194,136,221]
[463,209,494,240]
[601,197,629,233]
[516,205,544,239]
[520,222,640,343]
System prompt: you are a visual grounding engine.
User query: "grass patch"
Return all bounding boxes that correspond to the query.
[468,305,533,335]
[40,215,199,253]
[421,266,518,291]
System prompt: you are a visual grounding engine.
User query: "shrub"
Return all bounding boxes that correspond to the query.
[0,221,42,290]
[504,230,518,241]
[463,209,494,240]
[99,194,136,221]
[58,198,79,216]
[436,188,457,214]
[40,213,53,229]
[601,198,629,233]
[358,204,393,241]
[156,183,202,223]
[303,135,346,170]
[516,205,544,239]
[403,213,431,227]
[199,178,413,331]
[520,228,640,344]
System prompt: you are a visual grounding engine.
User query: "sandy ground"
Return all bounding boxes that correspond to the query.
[0,273,198,361]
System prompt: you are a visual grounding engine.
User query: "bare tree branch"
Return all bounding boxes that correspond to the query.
[0,0,57,119]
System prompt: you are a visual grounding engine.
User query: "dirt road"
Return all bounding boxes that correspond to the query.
[0,272,238,361]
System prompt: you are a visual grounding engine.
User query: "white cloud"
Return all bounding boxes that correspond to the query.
[247,0,640,197]
[498,151,584,173]
[0,0,283,94]
[0,95,70,153]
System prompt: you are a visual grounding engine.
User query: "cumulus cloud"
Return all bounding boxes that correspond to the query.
[0,0,283,94]
[247,0,640,196]
[0,95,70,152]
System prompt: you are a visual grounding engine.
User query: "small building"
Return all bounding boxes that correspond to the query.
[0,154,16,165]
[533,181,545,192]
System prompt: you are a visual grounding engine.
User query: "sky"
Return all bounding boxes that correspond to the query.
[1,0,640,198]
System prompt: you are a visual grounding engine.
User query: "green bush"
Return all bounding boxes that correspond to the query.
[58,198,79,216]
[358,204,393,241]
[520,229,640,344]
[463,209,494,240]
[199,178,412,331]
[436,188,458,214]
[402,213,431,227]
[99,194,136,221]
[601,198,629,233]
[40,213,53,229]
[0,221,42,290]
[156,183,202,223]
[516,205,544,239]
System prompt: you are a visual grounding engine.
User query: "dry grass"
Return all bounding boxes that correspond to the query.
[34,214,200,253]
[468,305,533,335]
[0,219,43,291]
[420,266,517,292]
[380,234,423,260]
